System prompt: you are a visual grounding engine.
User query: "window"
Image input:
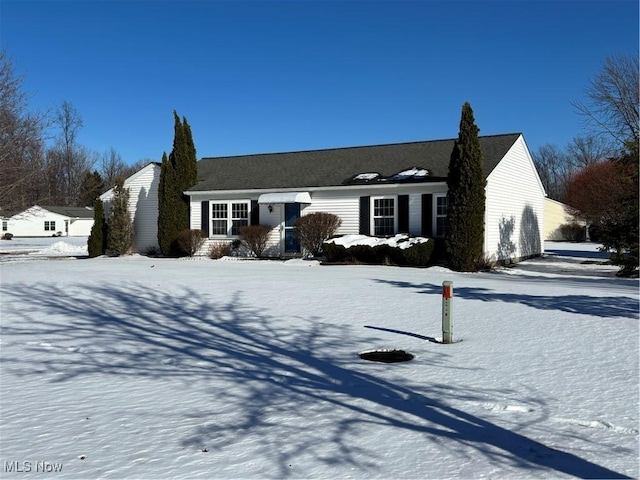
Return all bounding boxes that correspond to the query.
[2,221,7,231]
[44,220,56,231]
[435,195,448,237]
[231,203,249,235]
[211,203,228,235]
[372,197,396,236]
[210,201,250,236]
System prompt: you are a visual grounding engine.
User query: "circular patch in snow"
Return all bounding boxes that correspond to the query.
[359,349,414,363]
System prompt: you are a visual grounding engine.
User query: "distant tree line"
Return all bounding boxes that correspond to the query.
[0,49,149,212]
[533,54,638,275]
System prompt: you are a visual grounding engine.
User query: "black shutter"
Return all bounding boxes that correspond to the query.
[201,201,209,236]
[359,196,370,235]
[398,195,409,233]
[421,194,433,237]
[251,200,259,225]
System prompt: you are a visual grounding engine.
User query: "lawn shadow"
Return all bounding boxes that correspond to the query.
[1,282,632,479]
[373,279,639,319]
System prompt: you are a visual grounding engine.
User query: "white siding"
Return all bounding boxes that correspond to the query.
[102,163,161,253]
[485,135,546,261]
[68,218,93,236]
[301,191,359,235]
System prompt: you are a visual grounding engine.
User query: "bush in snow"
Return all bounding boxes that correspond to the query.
[2,232,13,240]
[239,225,273,258]
[323,236,435,267]
[177,229,207,257]
[293,212,342,257]
[209,241,232,259]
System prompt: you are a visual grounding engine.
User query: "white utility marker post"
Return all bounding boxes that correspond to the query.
[442,281,453,344]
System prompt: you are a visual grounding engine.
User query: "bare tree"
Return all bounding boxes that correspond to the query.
[100,147,128,189]
[45,101,96,205]
[0,49,49,211]
[532,143,572,201]
[572,54,639,148]
[566,135,616,169]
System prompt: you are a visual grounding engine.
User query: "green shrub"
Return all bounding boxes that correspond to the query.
[322,242,349,262]
[401,240,435,267]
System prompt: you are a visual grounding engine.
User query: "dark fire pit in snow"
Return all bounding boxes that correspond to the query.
[359,349,414,363]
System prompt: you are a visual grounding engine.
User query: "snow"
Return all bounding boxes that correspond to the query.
[0,236,88,261]
[327,233,429,250]
[387,167,429,180]
[353,173,380,181]
[1,239,638,479]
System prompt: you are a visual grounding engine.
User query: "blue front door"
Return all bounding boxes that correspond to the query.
[284,203,301,253]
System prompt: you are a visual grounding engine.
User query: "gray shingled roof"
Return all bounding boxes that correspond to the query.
[41,206,94,219]
[190,133,522,192]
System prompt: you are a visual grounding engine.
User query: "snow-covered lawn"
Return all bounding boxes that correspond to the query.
[0,239,638,479]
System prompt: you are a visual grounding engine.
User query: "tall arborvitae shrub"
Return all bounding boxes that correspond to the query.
[107,179,134,256]
[87,197,106,257]
[158,111,198,257]
[157,151,174,256]
[445,102,486,271]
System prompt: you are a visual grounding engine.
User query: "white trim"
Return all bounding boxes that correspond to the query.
[434,194,448,238]
[371,195,398,236]
[207,199,251,238]
[257,192,311,204]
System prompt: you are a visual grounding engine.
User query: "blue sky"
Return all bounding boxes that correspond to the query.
[2,0,638,165]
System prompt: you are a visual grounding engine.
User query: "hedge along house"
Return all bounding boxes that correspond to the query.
[100,162,162,253]
[186,132,546,262]
[2,205,94,237]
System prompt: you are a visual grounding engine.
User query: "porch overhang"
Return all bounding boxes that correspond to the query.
[257,192,312,204]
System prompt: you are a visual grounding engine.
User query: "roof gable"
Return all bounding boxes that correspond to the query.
[100,161,161,201]
[190,133,522,192]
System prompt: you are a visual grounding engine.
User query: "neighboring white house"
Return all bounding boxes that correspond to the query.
[185,132,546,262]
[100,162,161,253]
[2,205,94,237]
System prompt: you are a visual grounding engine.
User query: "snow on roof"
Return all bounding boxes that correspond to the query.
[353,173,381,181]
[387,167,430,181]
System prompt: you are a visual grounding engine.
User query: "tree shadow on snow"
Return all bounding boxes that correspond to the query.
[0,282,632,479]
[373,279,639,319]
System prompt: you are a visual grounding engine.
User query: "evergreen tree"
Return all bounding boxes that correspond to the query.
[157,111,198,256]
[107,179,133,256]
[87,197,106,257]
[157,151,174,256]
[79,170,105,207]
[445,102,486,271]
